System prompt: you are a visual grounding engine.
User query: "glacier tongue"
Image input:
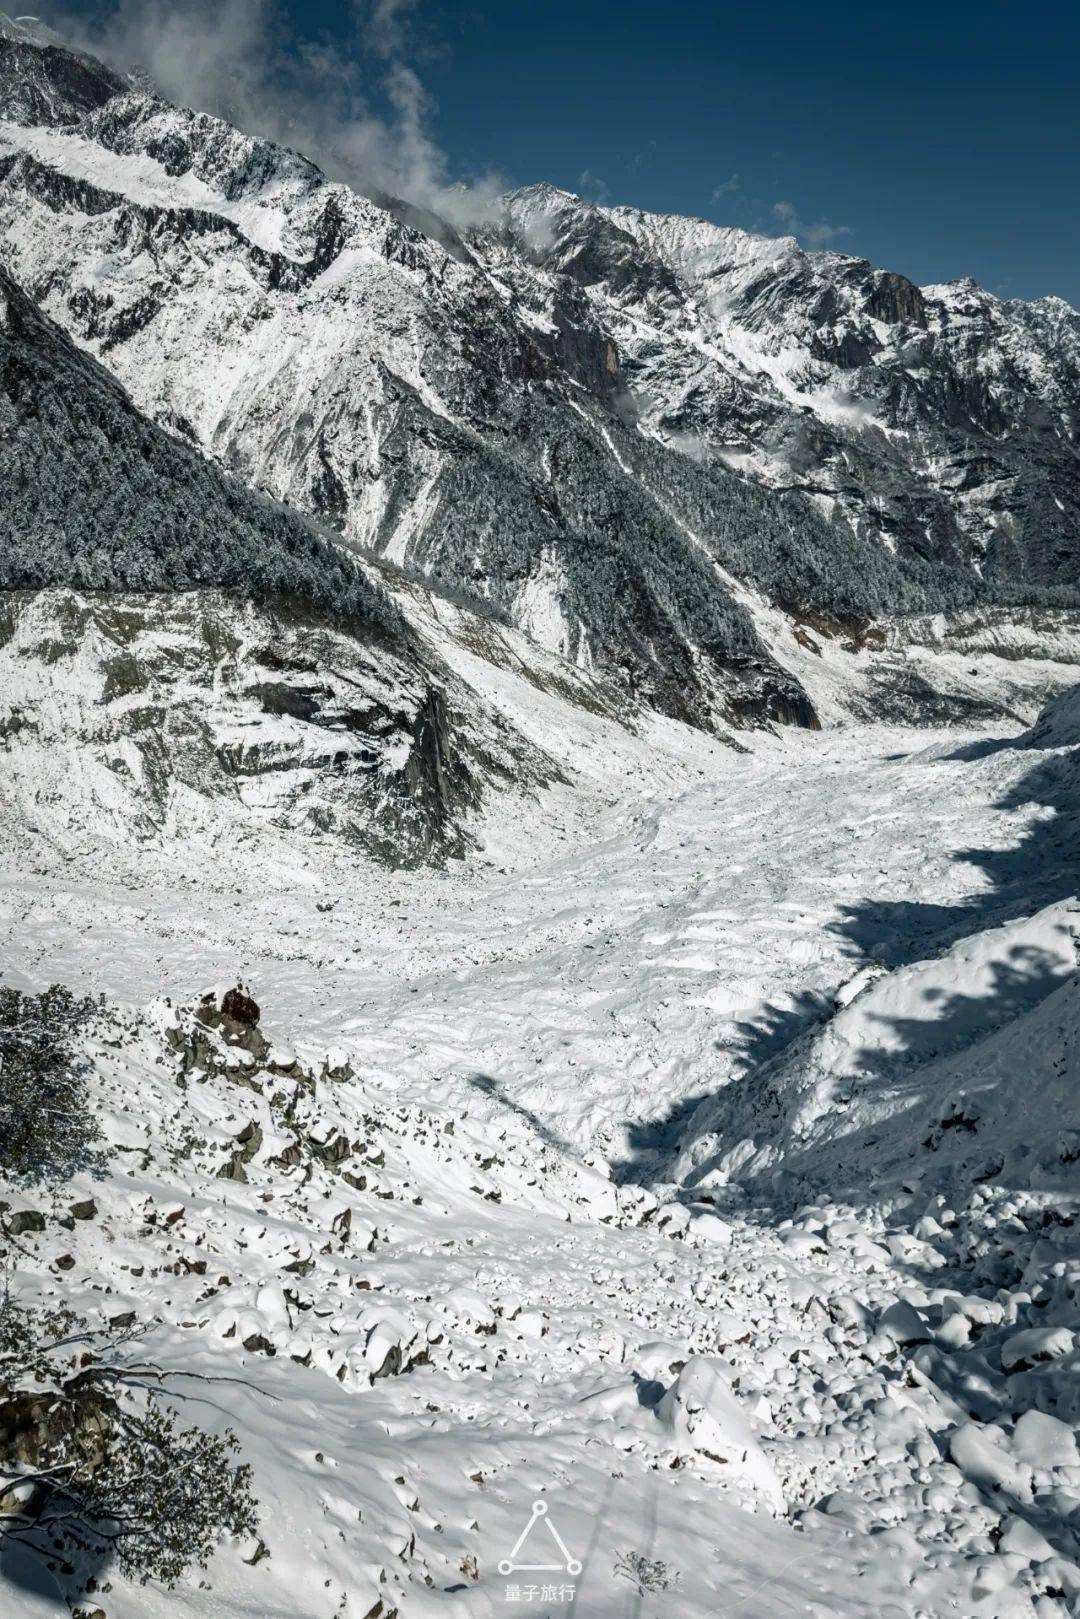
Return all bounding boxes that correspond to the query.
[4,693,1080,1618]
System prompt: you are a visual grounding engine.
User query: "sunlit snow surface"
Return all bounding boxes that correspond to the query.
[2,654,1079,1617]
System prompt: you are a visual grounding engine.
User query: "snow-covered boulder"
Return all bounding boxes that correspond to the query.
[877,1299,931,1347]
[1011,1410,1079,1469]
[656,1356,784,1510]
[1001,1326,1077,1373]
[949,1422,1033,1500]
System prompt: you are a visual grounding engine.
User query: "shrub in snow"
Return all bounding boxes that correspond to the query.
[0,985,102,1183]
[613,1550,680,1594]
[0,1289,259,1590]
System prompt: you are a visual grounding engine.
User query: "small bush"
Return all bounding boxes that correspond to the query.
[73,1402,260,1585]
[0,1289,259,1588]
[0,1283,76,1367]
[613,1550,680,1594]
[0,985,101,1182]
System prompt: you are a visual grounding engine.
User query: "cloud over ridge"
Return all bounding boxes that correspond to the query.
[44,0,503,225]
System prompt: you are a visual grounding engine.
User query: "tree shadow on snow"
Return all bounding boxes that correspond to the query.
[611,991,833,1187]
[613,1089,712,1186]
[0,1527,111,1613]
[715,940,1074,1214]
[836,743,1080,969]
[616,734,1080,1199]
[722,989,836,1073]
[467,1072,573,1155]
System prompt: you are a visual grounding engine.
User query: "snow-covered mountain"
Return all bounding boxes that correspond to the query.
[2,13,1079,741]
[0,254,574,865]
[496,186,1080,591]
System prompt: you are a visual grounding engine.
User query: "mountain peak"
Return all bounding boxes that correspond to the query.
[0,9,129,126]
[0,11,55,44]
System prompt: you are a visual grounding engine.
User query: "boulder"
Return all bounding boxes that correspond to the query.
[878,1300,931,1347]
[656,1356,784,1510]
[222,986,260,1027]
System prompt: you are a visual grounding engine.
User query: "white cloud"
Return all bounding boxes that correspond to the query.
[366,0,419,58]
[711,173,740,200]
[45,0,503,226]
[771,199,850,252]
[576,169,610,204]
[663,427,707,461]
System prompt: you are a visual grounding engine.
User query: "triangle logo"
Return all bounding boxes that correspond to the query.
[498,1500,582,1577]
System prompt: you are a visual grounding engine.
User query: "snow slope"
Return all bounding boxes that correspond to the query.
[3,681,1080,1617]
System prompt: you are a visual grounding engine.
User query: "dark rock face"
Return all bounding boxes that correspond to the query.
[0,24,125,127]
[391,687,480,859]
[0,1381,113,1479]
[864,271,927,329]
[221,987,261,1028]
[405,689,458,821]
[724,671,821,732]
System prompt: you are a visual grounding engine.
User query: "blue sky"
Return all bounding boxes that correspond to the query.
[59,0,1079,304]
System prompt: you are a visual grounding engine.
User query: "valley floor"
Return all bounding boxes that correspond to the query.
[4,721,1066,1151]
[2,714,1078,1618]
